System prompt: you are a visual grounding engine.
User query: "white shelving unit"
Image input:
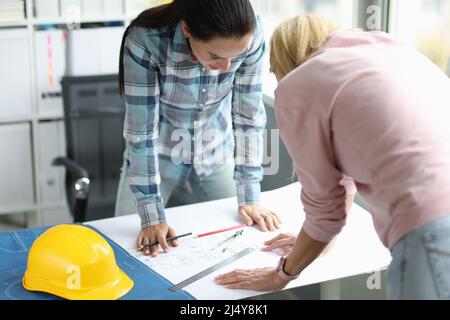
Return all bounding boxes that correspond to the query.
[0,0,167,227]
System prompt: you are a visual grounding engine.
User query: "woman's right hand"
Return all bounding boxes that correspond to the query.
[261,232,297,256]
[137,224,178,257]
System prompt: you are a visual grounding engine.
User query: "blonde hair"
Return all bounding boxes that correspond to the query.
[270,14,339,79]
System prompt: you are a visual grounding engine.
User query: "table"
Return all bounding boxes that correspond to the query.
[87,183,392,300]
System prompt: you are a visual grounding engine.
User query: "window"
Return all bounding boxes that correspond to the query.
[390,0,450,73]
[251,0,357,97]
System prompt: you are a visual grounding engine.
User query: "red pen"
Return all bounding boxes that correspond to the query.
[195,224,247,238]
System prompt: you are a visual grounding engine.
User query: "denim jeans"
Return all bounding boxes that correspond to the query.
[386,214,450,299]
[114,155,236,217]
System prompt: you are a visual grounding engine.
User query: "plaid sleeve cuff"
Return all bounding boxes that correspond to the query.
[236,183,261,207]
[137,198,167,229]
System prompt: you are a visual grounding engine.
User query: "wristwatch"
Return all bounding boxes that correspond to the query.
[276,256,299,281]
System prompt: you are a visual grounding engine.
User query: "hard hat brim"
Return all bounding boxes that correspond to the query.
[23,268,134,300]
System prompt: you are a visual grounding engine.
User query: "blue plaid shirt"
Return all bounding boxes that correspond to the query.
[123,17,267,229]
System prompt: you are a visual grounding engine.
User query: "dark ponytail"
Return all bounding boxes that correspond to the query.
[119,0,256,95]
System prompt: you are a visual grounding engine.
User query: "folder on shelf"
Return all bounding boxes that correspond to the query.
[0,0,25,21]
[102,0,123,17]
[35,29,66,116]
[60,0,82,18]
[81,0,102,18]
[66,27,125,76]
[0,124,34,208]
[0,29,32,118]
[34,0,60,19]
[66,28,101,76]
[100,26,125,74]
[124,0,154,17]
[38,121,66,205]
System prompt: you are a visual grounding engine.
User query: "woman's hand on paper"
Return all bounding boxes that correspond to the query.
[261,232,297,256]
[137,224,178,257]
[215,268,288,292]
[238,204,281,232]
[262,232,336,256]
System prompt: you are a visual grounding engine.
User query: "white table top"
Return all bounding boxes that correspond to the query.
[87,183,391,300]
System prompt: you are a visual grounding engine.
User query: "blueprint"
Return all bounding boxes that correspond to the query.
[126,227,265,284]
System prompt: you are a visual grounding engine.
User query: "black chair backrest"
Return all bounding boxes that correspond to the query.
[61,75,125,221]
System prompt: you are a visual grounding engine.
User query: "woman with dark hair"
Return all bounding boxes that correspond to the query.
[116,0,281,257]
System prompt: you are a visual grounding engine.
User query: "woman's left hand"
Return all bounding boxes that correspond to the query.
[238,204,281,232]
[214,268,288,291]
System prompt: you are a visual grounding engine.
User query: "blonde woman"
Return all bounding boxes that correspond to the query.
[215,14,450,299]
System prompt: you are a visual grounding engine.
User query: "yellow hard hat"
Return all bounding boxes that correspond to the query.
[23,224,134,300]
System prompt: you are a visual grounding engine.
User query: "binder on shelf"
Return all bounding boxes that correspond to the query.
[60,0,82,18]
[38,121,67,205]
[0,123,34,208]
[125,0,151,17]
[124,1,171,19]
[66,28,101,76]
[34,0,60,19]
[66,27,125,76]
[81,0,102,18]
[0,29,32,118]
[0,0,25,21]
[35,29,66,116]
[100,26,125,74]
[102,0,123,16]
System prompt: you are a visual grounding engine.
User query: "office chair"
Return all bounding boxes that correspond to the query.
[53,75,125,223]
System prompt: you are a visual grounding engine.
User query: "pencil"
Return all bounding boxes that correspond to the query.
[140,232,193,250]
[195,224,247,238]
